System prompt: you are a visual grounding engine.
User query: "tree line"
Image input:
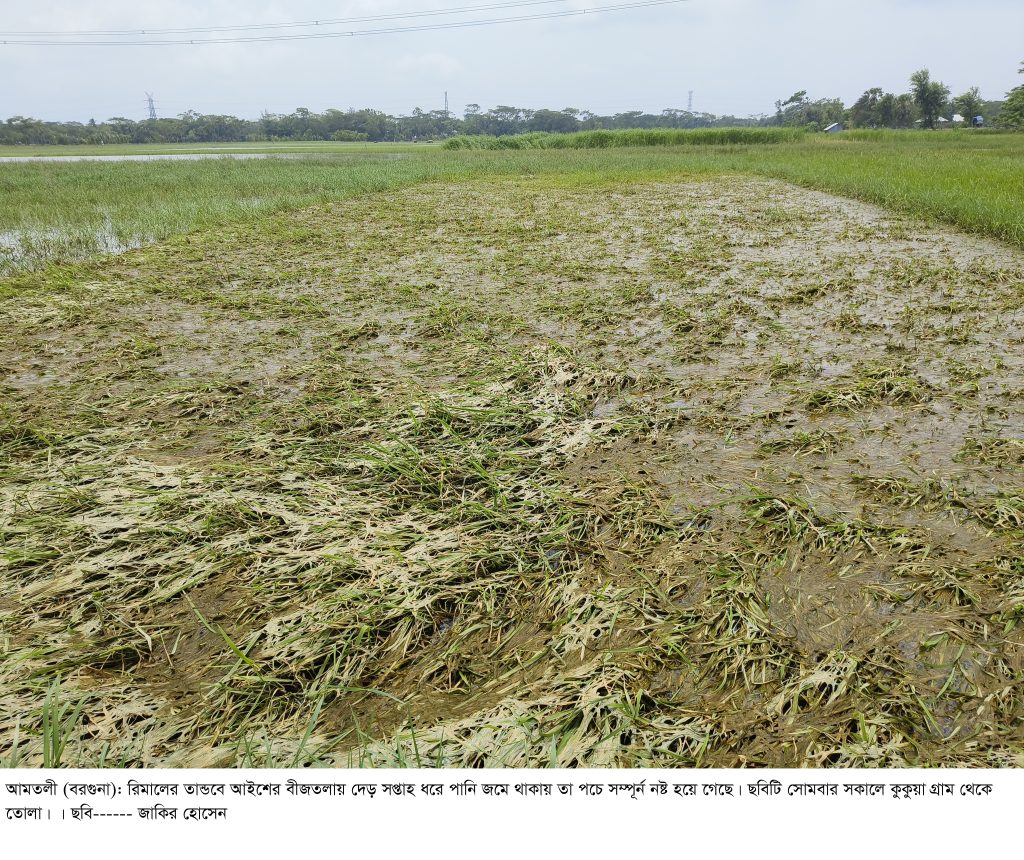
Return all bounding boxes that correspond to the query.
[0,104,763,146]
[773,68,1012,131]
[3,65,1021,146]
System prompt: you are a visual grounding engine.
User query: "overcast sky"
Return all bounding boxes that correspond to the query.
[3,0,1022,121]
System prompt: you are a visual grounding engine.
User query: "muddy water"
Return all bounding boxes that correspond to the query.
[0,153,307,163]
[0,224,144,273]
[0,151,412,163]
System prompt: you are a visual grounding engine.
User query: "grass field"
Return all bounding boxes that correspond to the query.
[2,132,1022,281]
[443,128,807,148]
[2,133,1024,767]
[0,140,435,158]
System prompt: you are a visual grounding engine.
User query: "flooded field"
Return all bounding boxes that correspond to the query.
[0,150,430,279]
[2,174,1023,767]
[0,153,307,163]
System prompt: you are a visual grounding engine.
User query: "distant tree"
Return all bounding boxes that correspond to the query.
[774,91,808,126]
[527,108,579,133]
[482,105,528,136]
[331,129,368,142]
[106,116,137,139]
[610,110,660,129]
[774,91,844,130]
[873,92,917,128]
[954,87,983,124]
[850,88,884,127]
[910,68,951,129]
[998,62,1024,128]
[461,104,485,135]
[892,94,918,128]
[658,108,711,129]
[803,98,846,131]
[981,100,1005,124]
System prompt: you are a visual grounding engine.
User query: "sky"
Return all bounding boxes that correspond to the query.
[2,0,1022,122]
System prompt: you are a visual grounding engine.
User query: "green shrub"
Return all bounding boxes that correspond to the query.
[443,127,805,150]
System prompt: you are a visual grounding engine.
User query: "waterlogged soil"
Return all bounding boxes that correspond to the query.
[0,153,310,163]
[2,175,1024,767]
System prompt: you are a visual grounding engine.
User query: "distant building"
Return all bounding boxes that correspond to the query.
[952,114,966,124]
[823,122,844,134]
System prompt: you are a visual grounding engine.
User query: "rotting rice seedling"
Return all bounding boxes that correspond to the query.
[2,173,1024,769]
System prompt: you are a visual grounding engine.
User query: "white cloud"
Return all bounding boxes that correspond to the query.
[395,52,463,79]
[1,0,1021,120]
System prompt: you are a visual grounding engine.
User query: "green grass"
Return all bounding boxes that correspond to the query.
[0,153,458,277]
[1,132,1022,280]
[0,140,434,157]
[444,127,807,149]
[716,131,1024,247]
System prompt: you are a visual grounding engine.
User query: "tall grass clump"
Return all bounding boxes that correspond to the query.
[443,127,806,150]
[842,128,1018,142]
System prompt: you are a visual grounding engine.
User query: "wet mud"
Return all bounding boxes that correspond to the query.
[2,175,1023,767]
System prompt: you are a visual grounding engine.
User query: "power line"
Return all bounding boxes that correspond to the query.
[0,0,576,37]
[0,0,688,46]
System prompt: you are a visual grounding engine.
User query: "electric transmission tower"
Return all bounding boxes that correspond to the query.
[146,92,157,120]
[688,90,694,113]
